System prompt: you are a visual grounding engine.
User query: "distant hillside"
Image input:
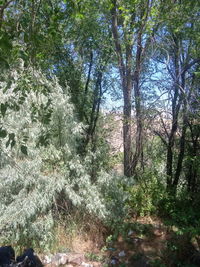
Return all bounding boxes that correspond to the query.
[104,111,172,155]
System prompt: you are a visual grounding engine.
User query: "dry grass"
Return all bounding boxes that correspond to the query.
[42,215,198,266]
[51,213,108,255]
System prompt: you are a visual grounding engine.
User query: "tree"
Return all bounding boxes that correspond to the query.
[154,0,200,193]
[107,0,160,176]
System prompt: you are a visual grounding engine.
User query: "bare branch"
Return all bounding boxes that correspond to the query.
[154,130,168,146]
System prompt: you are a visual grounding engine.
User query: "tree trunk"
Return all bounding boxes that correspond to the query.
[173,72,187,190]
[131,31,143,173]
[111,1,133,177]
[123,82,132,176]
[166,35,180,190]
[187,123,199,193]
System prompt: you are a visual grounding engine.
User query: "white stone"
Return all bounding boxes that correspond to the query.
[118,250,126,257]
[81,262,93,267]
[44,255,52,264]
[128,230,134,236]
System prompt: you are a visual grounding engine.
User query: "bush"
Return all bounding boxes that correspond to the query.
[0,62,129,249]
[127,170,166,216]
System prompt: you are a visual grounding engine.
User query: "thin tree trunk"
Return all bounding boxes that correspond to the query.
[111,1,133,176]
[173,72,187,189]
[166,35,180,190]
[173,116,187,188]
[81,51,93,122]
[187,122,199,193]
[84,70,103,148]
[123,83,132,176]
[131,30,143,173]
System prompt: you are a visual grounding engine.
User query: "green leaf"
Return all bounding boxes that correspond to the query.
[1,103,7,117]
[0,56,9,69]
[6,133,15,147]
[18,96,26,104]
[6,139,10,148]
[0,128,7,138]
[43,112,52,124]
[11,139,16,148]
[21,145,28,155]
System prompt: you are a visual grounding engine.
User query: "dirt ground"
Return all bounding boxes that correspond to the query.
[46,216,199,266]
[56,216,171,266]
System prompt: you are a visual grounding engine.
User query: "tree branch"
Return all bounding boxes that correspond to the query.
[154,130,168,146]
[110,0,126,81]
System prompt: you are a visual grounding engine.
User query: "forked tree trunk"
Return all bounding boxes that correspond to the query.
[110,0,151,176]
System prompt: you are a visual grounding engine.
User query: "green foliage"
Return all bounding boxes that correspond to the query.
[163,232,197,267]
[127,170,166,216]
[0,128,7,138]
[0,1,199,262]
[158,191,200,238]
[85,252,104,262]
[0,61,129,248]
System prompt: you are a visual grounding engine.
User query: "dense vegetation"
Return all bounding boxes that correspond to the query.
[0,0,200,266]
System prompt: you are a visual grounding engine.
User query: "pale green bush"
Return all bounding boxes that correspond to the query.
[0,61,128,248]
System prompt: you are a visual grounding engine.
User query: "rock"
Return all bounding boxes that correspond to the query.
[50,253,68,265]
[118,250,126,257]
[89,262,101,267]
[110,256,119,265]
[110,259,117,265]
[81,262,93,267]
[128,230,134,236]
[67,253,85,265]
[43,252,85,266]
[43,255,52,264]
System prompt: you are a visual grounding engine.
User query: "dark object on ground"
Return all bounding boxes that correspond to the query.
[16,249,43,267]
[129,254,151,267]
[16,249,35,266]
[0,246,15,266]
[191,250,200,266]
[0,246,43,267]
